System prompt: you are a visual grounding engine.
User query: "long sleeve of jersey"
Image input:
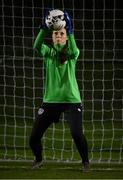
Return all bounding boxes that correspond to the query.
[33,29,45,52]
[33,29,50,56]
[67,33,80,59]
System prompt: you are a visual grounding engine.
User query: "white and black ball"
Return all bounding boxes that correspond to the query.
[45,9,66,31]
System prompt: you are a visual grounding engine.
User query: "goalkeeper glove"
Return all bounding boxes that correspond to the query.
[64,10,73,34]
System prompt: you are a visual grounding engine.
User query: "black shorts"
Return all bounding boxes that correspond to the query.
[37,103,83,123]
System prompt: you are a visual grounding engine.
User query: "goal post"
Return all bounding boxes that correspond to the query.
[0,0,123,163]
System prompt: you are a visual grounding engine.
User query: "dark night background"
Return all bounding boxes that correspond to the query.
[0,0,123,161]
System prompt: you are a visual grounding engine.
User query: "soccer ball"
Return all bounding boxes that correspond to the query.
[45,9,66,31]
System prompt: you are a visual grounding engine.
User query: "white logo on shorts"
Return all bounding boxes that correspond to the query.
[77,108,81,112]
[38,108,44,115]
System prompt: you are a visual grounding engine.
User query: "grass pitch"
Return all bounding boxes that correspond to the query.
[0,161,123,179]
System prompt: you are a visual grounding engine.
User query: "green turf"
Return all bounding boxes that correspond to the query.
[0,161,123,179]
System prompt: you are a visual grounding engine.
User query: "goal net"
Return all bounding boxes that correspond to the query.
[0,0,123,163]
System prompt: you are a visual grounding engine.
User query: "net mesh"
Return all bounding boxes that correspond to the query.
[0,0,123,162]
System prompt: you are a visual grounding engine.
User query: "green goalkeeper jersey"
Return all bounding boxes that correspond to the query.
[33,29,81,103]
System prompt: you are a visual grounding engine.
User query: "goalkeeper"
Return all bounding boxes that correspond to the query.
[29,10,89,171]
